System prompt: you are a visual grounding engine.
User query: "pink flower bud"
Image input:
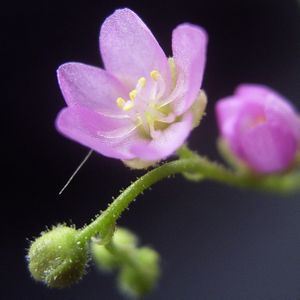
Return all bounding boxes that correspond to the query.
[215,84,300,174]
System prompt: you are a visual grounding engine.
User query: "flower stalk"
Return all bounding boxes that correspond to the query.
[76,151,300,244]
[27,147,300,293]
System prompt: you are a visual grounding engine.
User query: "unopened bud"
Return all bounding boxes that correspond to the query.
[118,247,160,298]
[92,227,137,272]
[27,225,88,288]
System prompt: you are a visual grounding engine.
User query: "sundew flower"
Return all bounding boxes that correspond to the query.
[56,8,207,168]
[216,84,300,174]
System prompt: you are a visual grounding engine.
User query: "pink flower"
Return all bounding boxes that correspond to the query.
[216,84,300,174]
[56,8,207,168]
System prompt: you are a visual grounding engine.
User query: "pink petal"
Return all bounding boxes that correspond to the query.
[215,97,242,139]
[238,123,298,173]
[232,99,268,157]
[130,112,194,160]
[266,107,300,141]
[236,84,300,139]
[56,106,141,160]
[100,8,170,88]
[235,84,275,101]
[57,62,129,118]
[169,24,207,115]
[236,84,295,112]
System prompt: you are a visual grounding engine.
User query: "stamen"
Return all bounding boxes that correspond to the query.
[150,70,160,81]
[145,112,160,139]
[137,77,146,88]
[115,70,169,129]
[129,89,137,101]
[123,101,134,111]
[116,97,125,108]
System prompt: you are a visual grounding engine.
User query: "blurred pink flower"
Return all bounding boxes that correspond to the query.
[56,8,207,168]
[216,84,300,173]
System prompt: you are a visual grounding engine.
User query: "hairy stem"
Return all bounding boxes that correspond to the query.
[76,158,235,242]
[76,155,299,243]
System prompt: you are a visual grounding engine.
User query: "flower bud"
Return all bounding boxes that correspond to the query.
[216,84,300,173]
[27,225,88,288]
[118,247,160,298]
[91,227,138,272]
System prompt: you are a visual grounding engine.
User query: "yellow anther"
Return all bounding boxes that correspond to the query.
[150,70,160,81]
[129,89,137,101]
[116,97,125,108]
[137,77,146,88]
[123,101,134,111]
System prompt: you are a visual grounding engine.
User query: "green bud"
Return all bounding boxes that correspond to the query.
[113,228,138,249]
[118,247,160,298]
[92,227,138,272]
[92,227,160,297]
[27,225,88,288]
[91,243,118,272]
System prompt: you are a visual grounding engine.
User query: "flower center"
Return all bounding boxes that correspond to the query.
[115,70,174,138]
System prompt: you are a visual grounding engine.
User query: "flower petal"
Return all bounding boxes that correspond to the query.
[169,24,207,115]
[235,84,275,101]
[129,112,194,160]
[236,84,300,139]
[238,123,298,173]
[100,8,170,88]
[266,107,300,141]
[215,97,243,140]
[57,62,129,118]
[56,106,140,160]
[236,84,295,112]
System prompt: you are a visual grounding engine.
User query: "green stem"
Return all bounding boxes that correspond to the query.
[76,156,300,243]
[76,158,232,242]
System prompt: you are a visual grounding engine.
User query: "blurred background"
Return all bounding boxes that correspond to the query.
[2,0,300,299]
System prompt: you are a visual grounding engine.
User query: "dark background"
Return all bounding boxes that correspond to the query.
[2,0,300,299]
